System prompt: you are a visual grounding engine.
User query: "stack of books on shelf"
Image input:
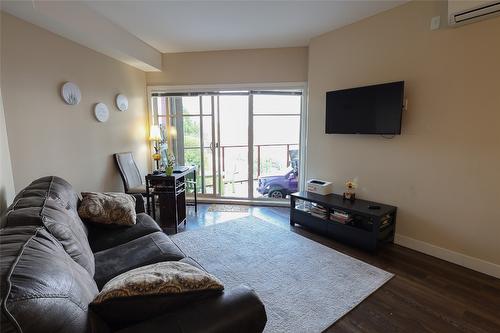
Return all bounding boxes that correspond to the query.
[295,199,311,213]
[310,203,328,220]
[330,210,353,224]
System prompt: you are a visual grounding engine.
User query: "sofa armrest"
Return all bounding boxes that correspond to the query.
[131,194,145,214]
[115,285,267,333]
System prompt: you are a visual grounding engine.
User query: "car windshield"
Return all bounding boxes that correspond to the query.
[285,166,295,175]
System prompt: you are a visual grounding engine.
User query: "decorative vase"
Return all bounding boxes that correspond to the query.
[165,166,173,176]
[343,191,356,202]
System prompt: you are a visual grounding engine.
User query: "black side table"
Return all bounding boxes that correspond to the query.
[145,166,197,233]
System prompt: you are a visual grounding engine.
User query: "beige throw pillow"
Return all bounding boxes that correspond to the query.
[93,261,224,304]
[78,192,136,226]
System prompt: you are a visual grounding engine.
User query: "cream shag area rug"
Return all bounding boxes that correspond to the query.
[172,217,393,333]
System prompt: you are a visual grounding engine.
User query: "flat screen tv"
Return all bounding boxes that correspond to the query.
[325,81,404,135]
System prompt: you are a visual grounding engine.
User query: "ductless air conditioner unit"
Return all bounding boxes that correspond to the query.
[448,0,500,26]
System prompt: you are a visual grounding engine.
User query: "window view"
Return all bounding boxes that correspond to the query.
[253,94,300,199]
[150,89,302,200]
[218,95,249,198]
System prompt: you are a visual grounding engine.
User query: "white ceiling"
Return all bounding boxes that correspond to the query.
[85,0,408,53]
[2,0,408,70]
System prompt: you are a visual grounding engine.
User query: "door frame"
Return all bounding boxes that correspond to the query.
[147,82,309,201]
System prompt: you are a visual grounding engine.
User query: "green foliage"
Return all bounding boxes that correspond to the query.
[183,116,200,148]
[183,116,201,168]
[182,115,206,193]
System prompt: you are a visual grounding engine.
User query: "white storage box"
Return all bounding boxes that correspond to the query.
[306,179,333,195]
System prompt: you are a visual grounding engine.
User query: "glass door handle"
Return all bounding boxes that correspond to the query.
[210,142,220,151]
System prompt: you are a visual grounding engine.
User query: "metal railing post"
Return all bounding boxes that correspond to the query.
[222,147,225,173]
[257,145,261,177]
[286,144,290,167]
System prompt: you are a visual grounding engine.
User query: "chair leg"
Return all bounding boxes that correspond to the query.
[146,181,151,216]
[146,194,151,216]
[151,194,156,220]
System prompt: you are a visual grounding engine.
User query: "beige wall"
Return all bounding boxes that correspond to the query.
[0,88,14,213]
[147,47,308,86]
[307,0,500,266]
[0,12,15,213]
[1,13,149,193]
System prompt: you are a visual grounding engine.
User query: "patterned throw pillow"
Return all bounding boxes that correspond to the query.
[93,261,224,304]
[90,261,224,326]
[78,192,136,226]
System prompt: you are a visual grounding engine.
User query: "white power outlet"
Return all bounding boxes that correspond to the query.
[430,16,441,30]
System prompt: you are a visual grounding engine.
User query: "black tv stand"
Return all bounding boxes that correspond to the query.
[290,192,397,251]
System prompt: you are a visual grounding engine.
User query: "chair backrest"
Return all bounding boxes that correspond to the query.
[114,152,143,192]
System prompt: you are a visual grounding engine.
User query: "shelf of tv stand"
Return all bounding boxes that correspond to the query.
[290,191,397,251]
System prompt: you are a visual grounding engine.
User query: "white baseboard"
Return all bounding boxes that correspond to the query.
[394,234,500,279]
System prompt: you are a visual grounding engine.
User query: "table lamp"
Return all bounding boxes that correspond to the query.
[150,125,162,170]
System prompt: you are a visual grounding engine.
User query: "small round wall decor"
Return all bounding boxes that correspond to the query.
[94,103,109,122]
[61,82,81,105]
[116,94,129,112]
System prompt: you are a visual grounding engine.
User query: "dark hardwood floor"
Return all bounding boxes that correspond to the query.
[174,204,500,333]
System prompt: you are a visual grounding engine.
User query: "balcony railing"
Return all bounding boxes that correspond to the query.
[183,143,298,197]
[221,143,299,179]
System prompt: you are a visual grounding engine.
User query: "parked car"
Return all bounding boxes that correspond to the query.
[257,167,298,199]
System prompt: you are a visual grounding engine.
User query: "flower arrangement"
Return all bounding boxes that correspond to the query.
[165,153,176,176]
[343,179,357,201]
[167,153,175,167]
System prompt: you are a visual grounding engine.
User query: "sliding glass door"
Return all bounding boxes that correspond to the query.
[217,95,249,198]
[167,96,216,196]
[150,88,303,201]
[252,93,301,199]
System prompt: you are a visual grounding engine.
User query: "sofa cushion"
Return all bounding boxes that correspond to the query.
[93,232,185,289]
[86,213,161,253]
[12,176,81,212]
[1,195,95,276]
[94,261,223,304]
[0,226,105,333]
[79,192,136,226]
[4,176,87,234]
[90,261,223,328]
